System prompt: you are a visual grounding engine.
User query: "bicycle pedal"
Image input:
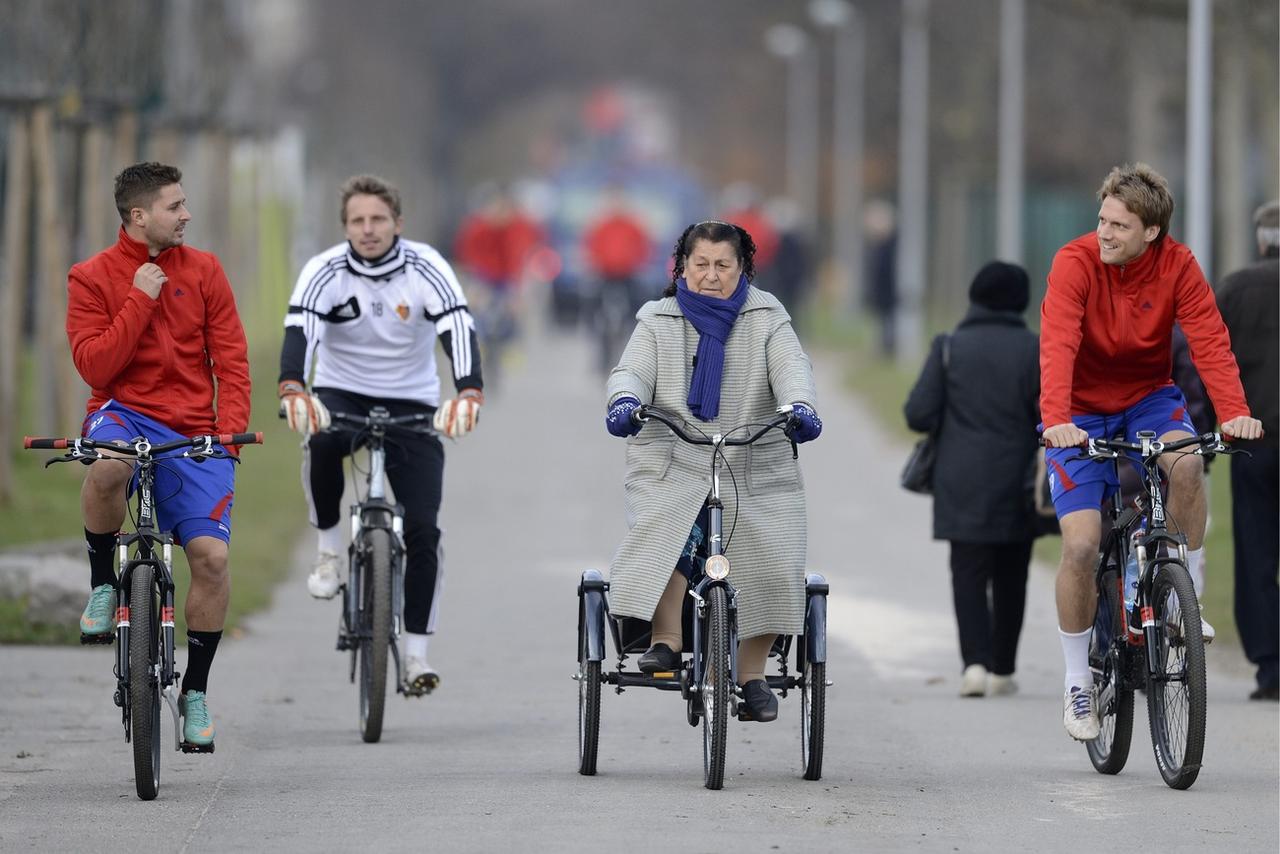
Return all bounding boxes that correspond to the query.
[404,673,439,697]
[80,632,114,646]
[179,741,215,754]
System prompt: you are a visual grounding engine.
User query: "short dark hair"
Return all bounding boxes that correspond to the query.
[114,162,183,223]
[665,220,757,296]
[339,174,402,223]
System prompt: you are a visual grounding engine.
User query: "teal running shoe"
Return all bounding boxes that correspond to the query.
[180,691,216,747]
[79,584,116,643]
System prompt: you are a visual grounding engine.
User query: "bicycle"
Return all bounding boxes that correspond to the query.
[325,408,437,743]
[23,430,262,801]
[576,404,829,789]
[1075,429,1246,790]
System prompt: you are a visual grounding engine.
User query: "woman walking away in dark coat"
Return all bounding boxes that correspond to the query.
[904,262,1041,697]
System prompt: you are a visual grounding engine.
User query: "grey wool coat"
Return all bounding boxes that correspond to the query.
[605,285,817,639]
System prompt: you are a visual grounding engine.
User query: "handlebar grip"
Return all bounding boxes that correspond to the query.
[24,437,69,449]
[219,432,263,446]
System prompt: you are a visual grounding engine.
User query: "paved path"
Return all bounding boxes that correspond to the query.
[1,316,1275,853]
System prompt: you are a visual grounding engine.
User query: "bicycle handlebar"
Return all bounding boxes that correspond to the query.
[634,404,795,447]
[1038,431,1248,461]
[327,410,436,433]
[23,431,263,460]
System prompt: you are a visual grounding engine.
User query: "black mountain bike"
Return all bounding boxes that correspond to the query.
[327,408,436,743]
[576,404,829,789]
[1078,430,1245,790]
[24,430,262,800]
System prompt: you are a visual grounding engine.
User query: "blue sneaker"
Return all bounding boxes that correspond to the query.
[180,691,216,747]
[79,584,116,643]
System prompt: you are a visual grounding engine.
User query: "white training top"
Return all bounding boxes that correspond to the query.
[284,238,476,405]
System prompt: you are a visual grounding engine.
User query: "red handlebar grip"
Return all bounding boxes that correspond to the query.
[23,437,68,449]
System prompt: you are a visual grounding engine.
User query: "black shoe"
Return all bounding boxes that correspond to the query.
[1249,683,1279,701]
[637,643,681,674]
[739,679,778,722]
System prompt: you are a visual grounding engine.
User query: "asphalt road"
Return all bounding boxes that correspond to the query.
[2,315,1276,853]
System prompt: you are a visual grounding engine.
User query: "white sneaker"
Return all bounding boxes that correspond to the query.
[306,550,341,599]
[988,674,1018,696]
[404,655,440,696]
[1063,685,1100,741]
[1200,616,1215,645]
[960,664,988,697]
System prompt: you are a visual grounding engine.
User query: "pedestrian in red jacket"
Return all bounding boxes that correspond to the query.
[67,162,251,750]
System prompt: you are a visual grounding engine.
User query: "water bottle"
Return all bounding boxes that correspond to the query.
[1123,549,1140,613]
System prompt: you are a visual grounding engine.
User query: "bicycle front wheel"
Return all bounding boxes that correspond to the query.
[128,564,162,800]
[358,528,393,743]
[1087,569,1134,775]
[701,585,731,790]
[577,610,601,776]
[1146,561,1206,789]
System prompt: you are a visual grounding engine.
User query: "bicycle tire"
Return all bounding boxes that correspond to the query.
[128,563,162,800]
[577,609,601,775]
[701,585,731,790]
[1086,569,1134,775]
[1146,561,1206,789]
[358,527,393,743]
[801,660,826,780]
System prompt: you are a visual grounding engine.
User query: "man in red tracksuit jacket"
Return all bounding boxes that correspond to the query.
[1040,163,1262,742]
[66,162,251,750]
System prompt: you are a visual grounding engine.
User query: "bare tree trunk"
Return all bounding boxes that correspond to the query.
[79,122,110,261]
[30,104,81,435]
[111,109,138,176]
[0,112,33,503]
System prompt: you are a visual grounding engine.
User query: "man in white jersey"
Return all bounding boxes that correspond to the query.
[278,174,483,693]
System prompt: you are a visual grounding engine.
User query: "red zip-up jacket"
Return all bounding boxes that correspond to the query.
[1040,232,1249,428]
[66,228,251,436]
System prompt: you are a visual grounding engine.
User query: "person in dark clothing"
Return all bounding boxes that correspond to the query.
[904,262,1041,697]
[1216,200,1279,701]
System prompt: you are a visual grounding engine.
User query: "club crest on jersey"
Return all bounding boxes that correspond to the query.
[395,303,410,321]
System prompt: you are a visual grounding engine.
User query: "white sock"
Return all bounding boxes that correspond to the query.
[1186,547,1205,598]
[405,632,429,661]
[1059,627,1093,692]
[317,525,343,555]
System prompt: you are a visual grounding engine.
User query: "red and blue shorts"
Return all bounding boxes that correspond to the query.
[1043,385,1197,518]
[82,402,236,546]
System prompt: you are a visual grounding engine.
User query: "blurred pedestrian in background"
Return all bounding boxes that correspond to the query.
[453,185,544,390]
[760,197,811,323]
[581,187,652,374]
[863,200,898,359]
[904,262,1041,697]
[1216,200,1279,701]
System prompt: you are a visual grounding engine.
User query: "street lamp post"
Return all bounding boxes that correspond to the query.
[765,23,819,236]
[809,0,865,315]
[896,0,929,362]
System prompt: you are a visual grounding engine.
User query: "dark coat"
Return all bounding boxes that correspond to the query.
[1216,252,1279,448]
[904,305,1041,543]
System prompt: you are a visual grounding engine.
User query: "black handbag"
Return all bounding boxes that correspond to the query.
[900,335,950,495]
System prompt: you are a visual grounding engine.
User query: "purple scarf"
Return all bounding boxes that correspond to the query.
[675,275,749,420]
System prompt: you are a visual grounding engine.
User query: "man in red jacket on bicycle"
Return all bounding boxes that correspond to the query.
[1040,163,1262,742]
[67,162,252,750]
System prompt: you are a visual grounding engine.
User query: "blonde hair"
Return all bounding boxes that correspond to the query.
[1096,163,1174,241]
[339,174,402,223]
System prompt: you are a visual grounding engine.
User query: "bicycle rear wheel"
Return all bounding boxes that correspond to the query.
[1146,561,1206,789]
[358,528,393,743]
[701,585,731,790]
[801,660,825,780]
[128,564,162,800]
[576,606,601,776]
[1087,569,1134,775]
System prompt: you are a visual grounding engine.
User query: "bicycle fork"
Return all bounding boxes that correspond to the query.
[113,538,180,750]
